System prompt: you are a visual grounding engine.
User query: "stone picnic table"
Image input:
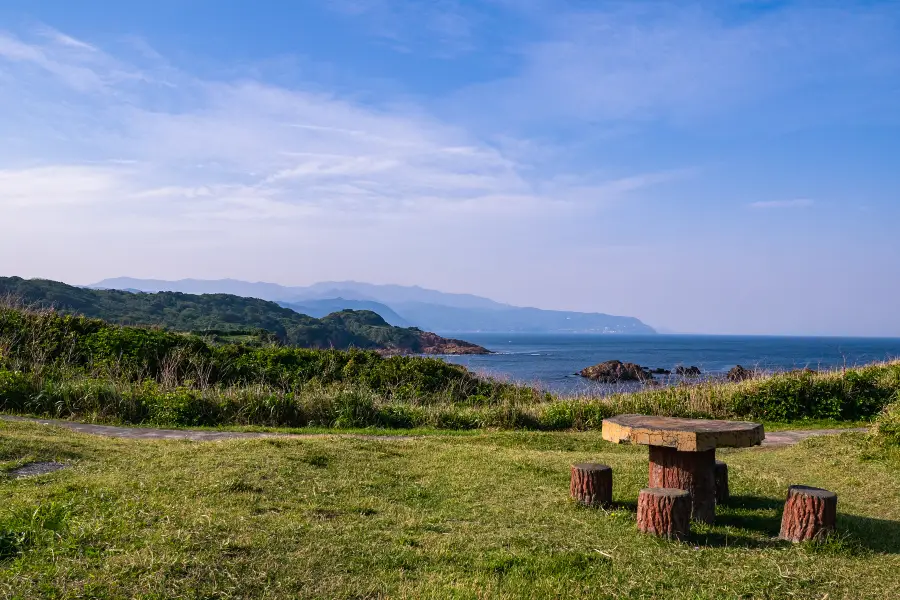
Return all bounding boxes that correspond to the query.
[602,414,764,523]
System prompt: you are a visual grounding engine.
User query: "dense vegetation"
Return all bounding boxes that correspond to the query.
[0,277,477,352]
[0,303,523,405]
[1,304,899,430]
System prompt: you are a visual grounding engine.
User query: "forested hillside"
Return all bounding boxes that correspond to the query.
[0,277,487,354]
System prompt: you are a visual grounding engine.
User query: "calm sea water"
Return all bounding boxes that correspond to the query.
[440,334,900,394]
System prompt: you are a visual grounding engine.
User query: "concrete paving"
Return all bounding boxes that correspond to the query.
[1,415,867,447]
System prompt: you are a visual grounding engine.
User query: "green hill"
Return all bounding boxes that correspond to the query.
[0,277,488,354]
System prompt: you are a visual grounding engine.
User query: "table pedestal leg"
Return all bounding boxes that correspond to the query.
[648,446,716,524]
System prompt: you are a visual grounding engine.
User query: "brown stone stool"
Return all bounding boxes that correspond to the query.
[570,463,612,507]
[714,460,729,505]
[780,485,837,542]
[637,488,691,540]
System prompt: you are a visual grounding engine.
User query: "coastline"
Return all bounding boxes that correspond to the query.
[440,332,900,394]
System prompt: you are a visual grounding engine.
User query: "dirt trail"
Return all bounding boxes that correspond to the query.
[0,415,407,442]
[759,428,867,447]
[1,415,867,447]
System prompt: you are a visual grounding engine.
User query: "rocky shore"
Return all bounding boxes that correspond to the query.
[377,331,492,356]
[417,332,492,355]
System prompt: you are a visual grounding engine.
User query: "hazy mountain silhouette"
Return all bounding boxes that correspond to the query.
[91,277,656,334]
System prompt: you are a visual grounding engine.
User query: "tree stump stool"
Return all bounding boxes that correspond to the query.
[637,488,691,540]
[570,463,612,507]
[779,485,837,542]
[714,460,729,505]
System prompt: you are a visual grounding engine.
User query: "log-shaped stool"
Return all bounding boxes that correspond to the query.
[780,485,837,542]
[637,488,691,540]
[714,460,729,505]
[570,463,612,507]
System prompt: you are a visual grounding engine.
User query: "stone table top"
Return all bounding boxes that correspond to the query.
[601,414,764,452]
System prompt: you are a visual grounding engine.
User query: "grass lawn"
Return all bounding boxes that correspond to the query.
[1,421,899,599]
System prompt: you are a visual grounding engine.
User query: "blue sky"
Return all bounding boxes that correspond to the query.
[1,1,899,336]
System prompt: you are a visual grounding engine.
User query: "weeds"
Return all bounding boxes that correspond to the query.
[0,501,72,561]
[1,304,899,430]
[871,394,900,446]
[4,423,897,599]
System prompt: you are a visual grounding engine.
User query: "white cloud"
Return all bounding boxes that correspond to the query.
[0,166,128,207]
[35,27,98,52]
[748,199,815,209]
[0,26,673,267]
[0,31,105,91]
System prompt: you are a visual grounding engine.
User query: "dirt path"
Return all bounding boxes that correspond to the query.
[759,428,868,447]
[1,415,868,447]
[0,415,408,442]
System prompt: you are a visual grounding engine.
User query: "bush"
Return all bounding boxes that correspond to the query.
[376,404,426,429]
[0,370,35,411]
[143,387,212,427]
[483,404,541,430]
[2,305,900,431]
[539,401,614,431]
[432,408,482,430]
[873,397,900,446]
[0,306,517,405]
[727,365,900,422]
[225,389,304,427]
[331,388,378,428]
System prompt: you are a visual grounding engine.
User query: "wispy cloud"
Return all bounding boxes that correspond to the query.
[748,199,815,209]
[0,27,671,240]
[326,0,480,56]
[0,165,127,207]
[450,2,900,129]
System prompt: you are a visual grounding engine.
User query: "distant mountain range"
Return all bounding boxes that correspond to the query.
[91,277,657,334]
[0,277,489,354]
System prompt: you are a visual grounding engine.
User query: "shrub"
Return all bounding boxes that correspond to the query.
[482,404,541,430]
[331,388,378,428]
[2,302,900,431]
[227,389,304,427]
[376,404,426,429]
[728,366,900,422]
[539,401,614,431]
[0,306,515,406]
[873,397,900,446]
[0,370,35,411]
[432,408,482,430]
[143,387,211,427]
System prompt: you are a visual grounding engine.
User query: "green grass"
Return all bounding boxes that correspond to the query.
[3,357,899,432]
[2,364,897,432]
[3,303,900,431]
[1,421,899,598]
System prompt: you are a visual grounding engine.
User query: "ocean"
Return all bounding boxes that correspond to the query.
[440,333,900,394]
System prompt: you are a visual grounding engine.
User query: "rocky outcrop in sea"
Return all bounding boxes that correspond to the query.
[579,360,655,383]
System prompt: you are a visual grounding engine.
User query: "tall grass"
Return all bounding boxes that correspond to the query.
[2,362,899,430]
[872,393,900,445]
[1,302,899,430]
